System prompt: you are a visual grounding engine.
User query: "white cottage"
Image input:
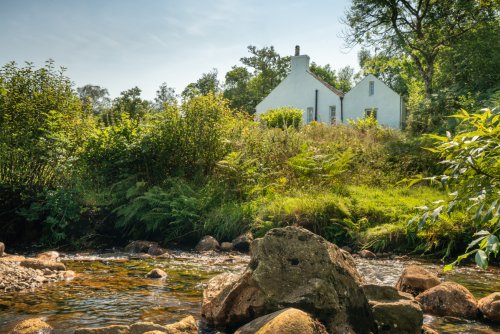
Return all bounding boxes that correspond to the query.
[255,46,404,129]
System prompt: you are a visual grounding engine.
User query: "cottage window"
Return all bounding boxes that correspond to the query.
[365,108,378,119]
[307,107,314,123]
[369,81,374,96]
[329,106,336,124]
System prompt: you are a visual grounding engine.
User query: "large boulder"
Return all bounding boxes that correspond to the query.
[416,282,478,319]
[232,232,253,253]
[9,318,53,334]
[195,236,220,252]
[202,226,374,333]
[363,284,423,334]
[395,265,440,296]
[20,258,66,271]
[202,272,265,328]
[478,292,500,323]
[234,308,328,334]
[0,241,4,257]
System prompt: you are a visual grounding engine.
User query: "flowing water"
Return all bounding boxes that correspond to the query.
[0,251,498,333]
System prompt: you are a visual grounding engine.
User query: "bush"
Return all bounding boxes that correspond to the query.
[260,107,303,129]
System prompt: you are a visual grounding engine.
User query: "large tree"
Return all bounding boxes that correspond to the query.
[182,69,220,100]
[154,82,177,109]
[343,0,497,98]
[77,84,110,114]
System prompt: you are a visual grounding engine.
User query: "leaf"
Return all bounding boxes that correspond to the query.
[466,235,487,251]
[475,250,488,269]
[486,235,499,256]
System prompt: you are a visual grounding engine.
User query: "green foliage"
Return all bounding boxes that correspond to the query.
[113,179,212,242]
[287,144,353,181]
[411,108,500,269]
[347,113,379,131]
[203,202,255,241]
[18,187,82,245]
[260,107,303,129]
[253,192,352,241]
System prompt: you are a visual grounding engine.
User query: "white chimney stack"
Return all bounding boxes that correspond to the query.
[291,45,310,73]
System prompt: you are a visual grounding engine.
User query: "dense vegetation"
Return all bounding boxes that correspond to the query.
[0,2,498,269]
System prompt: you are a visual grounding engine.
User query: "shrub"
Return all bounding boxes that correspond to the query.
[260,107,303,129]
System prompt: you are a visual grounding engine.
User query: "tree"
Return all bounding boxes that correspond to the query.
[77,84,110,114]
[357,49,415,96]
[111,86,151,121]
[309,62,338,89]
[412,108,499,270]
[0,61,94,240]
[182,69,220,100]
[337,66,355,93]
[240,45,290,99]
[223,66,254,112]
[154,82,177,110]
[343,0,497,98]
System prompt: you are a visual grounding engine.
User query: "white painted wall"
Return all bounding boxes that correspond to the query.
[343,74,402,128]
[256,55,402,129]
[255,55,342,124]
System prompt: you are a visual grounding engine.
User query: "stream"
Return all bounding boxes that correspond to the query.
[0,251,499,333]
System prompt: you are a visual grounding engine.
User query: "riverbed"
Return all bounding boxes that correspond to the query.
[0,251,498,333]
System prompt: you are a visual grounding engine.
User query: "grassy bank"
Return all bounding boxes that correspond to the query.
[0,62,494,262]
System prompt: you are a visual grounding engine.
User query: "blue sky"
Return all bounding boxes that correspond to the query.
[0,0,360,100]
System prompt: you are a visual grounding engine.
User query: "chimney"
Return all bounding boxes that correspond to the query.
[291,45,309,73]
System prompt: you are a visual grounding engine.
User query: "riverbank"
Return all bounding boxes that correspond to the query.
[1,246,499,333]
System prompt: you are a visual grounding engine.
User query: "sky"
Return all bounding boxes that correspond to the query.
[0,0,361,100]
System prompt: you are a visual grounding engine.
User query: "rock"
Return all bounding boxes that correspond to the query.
[220,242,234,252]
[202,271,265,330]
[36,251,60,262]
[195,235,220,252]
[341,246,353,253]
[63,270,76,280]
[422,325,439,334]
[146,268,167,279]
[125,240,160,254]
[359,249,377,258]
[74,325,129,334]
[234,308,328,334]
[0,241,4,257]
[231,232,253,252]
[9,318,53,334]
[0,254,26,262]
[75,316,197,334]
[128,322,166,333]
[161,315,197,334]
[20,258,66,271]
[202,226,374,333]
[478,292,500,323]
[416,282,478,319]
[363,284,423,334]
[147,244,166,256]
[395,265,440,296]
[128,253,152,260]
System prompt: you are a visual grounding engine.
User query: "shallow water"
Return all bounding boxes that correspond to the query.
[0,252,498,333]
